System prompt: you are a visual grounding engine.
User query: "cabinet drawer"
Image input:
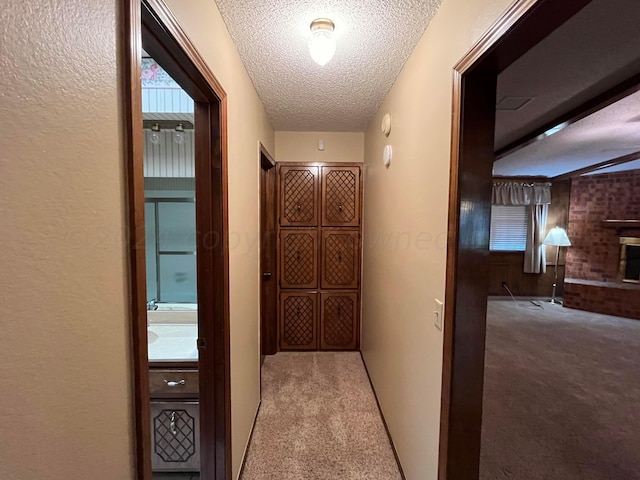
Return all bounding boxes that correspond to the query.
[149,369,199,398]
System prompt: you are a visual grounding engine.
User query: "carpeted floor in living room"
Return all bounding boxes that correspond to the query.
[240,352,402,480]
[481,299,640,480]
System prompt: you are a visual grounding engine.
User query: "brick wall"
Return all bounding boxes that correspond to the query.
[564,169,640,319]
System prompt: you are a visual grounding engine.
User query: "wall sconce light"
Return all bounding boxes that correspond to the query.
[173,123,186,145]
[150,123,161,145]
[309,18,336,66]
[543,226,572,305]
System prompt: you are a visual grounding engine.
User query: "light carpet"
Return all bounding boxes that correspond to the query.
[481,300,640,479]
[240,352,402,480]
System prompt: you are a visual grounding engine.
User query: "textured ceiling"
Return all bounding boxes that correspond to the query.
[214,0,442,132]
[494,0,640,177]
[495,0,640,150]
[493,89,640,177]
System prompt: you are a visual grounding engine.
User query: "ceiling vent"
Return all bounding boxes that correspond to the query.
[496,96,534,111]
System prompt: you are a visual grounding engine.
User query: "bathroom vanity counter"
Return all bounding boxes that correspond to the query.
[148,322,198,362]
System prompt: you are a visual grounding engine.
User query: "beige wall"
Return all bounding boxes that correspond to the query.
[1,0,273,479]
[360,0,514,479]
[0,1,133,479]
[276,131,364,163]
[163,1,275,478]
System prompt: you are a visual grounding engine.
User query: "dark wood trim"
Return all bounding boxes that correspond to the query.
[496,72,640,159]
[260,143,278,356]
[260,143,276,169]
[551,150,640,181]
[359,352,407,480]
[440,1,594,479]
[122,0,152,478]
[126,1,231,479]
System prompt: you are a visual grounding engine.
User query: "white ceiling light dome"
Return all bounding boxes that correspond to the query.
[309,18,336,66]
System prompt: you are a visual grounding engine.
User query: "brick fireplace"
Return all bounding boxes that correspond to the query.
[564,170,640,320]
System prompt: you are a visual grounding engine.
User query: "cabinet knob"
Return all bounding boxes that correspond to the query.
[339,204,343,212]
[296,203,301,212]
[262,272,272,280]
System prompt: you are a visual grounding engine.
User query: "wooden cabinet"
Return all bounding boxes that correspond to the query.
[279,165,319,227]
[321,230,359,289]
[280,230,318,289]
[277,163,362,351]
[321,166,360,227]
[320,292,358,350]
[150,401,200,472]
[280,292,318,350]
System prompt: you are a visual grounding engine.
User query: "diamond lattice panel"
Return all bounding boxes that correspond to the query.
[283,296,315,347]
[324,234,356,287]
[153,409,196,463]
[283,169,316,224]
[323,296,354,347]
[325,170,356,224]
[283,233,316,287]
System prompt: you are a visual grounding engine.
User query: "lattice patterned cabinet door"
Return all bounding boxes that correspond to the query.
[280,230,318,289]
[320,292,358,350]
[321,230,359,289]
[280,292,318,350]
[150,401,200,472]
[321,166,360,227]
[280,165,319,226]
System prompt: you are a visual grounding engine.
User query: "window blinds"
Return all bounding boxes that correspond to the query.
[489,205,528,251]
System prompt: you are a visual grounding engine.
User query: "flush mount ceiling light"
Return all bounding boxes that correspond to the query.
[150,122,161,145]
[309,18,336,66]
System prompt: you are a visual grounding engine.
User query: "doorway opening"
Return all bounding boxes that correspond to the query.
[439,0,595,478]
[124,1,231,479]
[260,145,278,360]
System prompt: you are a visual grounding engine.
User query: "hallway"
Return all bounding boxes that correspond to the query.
[240,352,402,480]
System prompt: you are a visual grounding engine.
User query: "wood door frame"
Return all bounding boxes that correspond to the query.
[123,1,231,479]
[438,1,594,478]
[260,143,278,357]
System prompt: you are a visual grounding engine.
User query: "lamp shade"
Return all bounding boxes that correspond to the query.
[543,226,571,247]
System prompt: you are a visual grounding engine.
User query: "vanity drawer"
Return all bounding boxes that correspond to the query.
[149,369,199,398]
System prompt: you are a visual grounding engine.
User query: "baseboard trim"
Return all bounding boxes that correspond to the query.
[236,400,262,480]
[359,351,407,480]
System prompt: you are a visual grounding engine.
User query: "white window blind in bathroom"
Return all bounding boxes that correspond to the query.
[489,205,528,251]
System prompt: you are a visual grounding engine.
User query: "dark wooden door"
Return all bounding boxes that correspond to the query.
[321,166,360,227]
[280,292,318,350]
[280,230,318,289]
[320,292,358,350]
[260,149,277,356]
[280,165,319,227]
[321,230,360,289]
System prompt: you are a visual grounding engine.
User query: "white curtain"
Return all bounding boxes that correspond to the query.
[492,182,551,274]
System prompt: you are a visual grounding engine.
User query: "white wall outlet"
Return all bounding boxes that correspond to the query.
[434,299,443,331]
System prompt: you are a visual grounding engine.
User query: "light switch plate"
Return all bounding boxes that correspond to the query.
[434,299,443,331]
